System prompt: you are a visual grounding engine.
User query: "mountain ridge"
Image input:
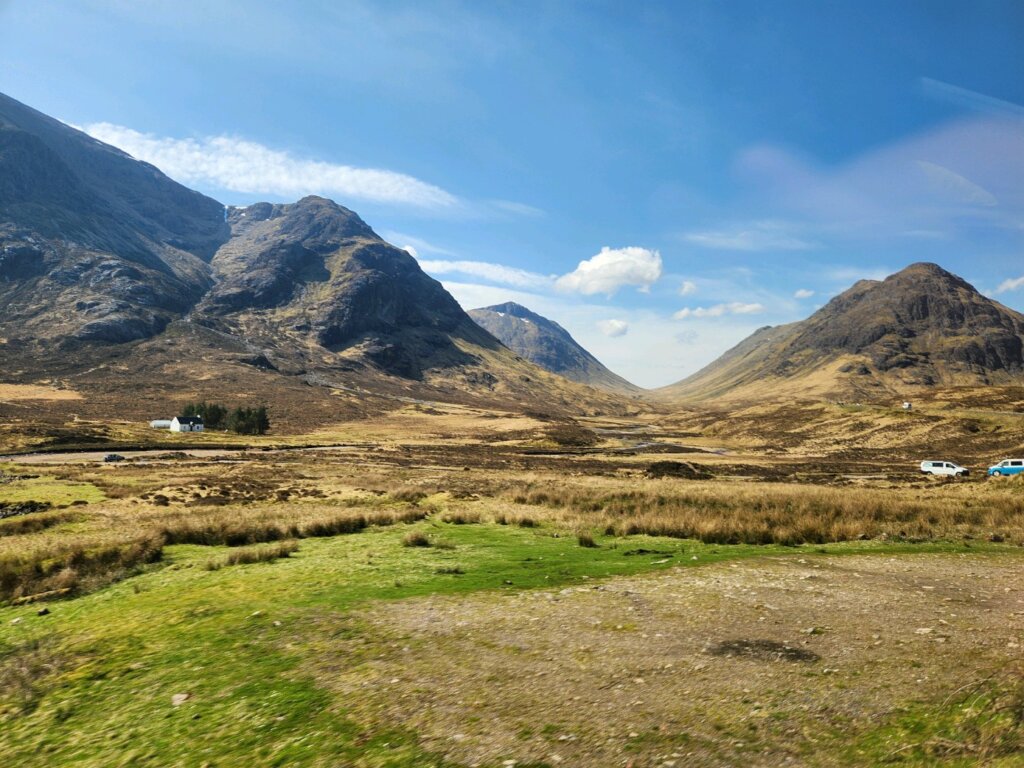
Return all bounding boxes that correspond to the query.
[0,91,629,420]
[659,262,1024,402]
[468,302,641,394]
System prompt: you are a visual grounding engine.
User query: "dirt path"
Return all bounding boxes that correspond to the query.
[324,553,1024,767]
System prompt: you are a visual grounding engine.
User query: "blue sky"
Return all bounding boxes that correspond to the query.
[2,0,1022,387]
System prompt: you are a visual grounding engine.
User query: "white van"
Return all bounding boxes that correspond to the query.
[919,460,969,477]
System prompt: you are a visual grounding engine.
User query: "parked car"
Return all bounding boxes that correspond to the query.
[919,460,969,477]
[103,453,126,463]
[987,459,1024,477]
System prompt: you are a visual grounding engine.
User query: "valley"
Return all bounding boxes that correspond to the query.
[2,397,1024,766]
[2,80,1024,767]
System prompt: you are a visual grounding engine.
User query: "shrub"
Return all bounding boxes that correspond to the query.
[577,532,598,548]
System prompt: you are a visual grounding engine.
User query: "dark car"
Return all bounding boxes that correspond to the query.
[103,453,126,463]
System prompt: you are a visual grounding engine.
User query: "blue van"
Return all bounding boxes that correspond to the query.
[988,459,1024,477]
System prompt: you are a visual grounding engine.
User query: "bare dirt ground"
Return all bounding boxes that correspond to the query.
[327,553,1024,767]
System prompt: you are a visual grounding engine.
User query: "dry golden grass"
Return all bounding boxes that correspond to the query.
[505,475,1024,545]
[0,384,82,401]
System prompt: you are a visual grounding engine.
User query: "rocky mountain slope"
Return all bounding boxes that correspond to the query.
[469,302,640,394]
[0,91,227,346]
[659,263,1024,402]
[0,91,627,420]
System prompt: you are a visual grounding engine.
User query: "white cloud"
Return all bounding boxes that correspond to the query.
[401,244,418,257]
[794,288,815,299]
[995,275,1024,294]
[597,319,629,337]
[683,221,816,251]
[679,280,698,296]
[673,302,765,320]
[79,122,458,208]
[555,246,662,296]
[417,259,552,290]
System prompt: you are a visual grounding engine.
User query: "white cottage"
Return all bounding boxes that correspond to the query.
[170,416,204,433]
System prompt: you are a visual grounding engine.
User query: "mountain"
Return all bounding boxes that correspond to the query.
[468,302,640,394]
[0,92,627,422]
[659,263,1024,402]
[0,91,228,345]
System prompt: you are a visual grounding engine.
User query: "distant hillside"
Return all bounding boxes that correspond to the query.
[659,263,1024,402]
[469,302,640,394]
[0,91,629,421]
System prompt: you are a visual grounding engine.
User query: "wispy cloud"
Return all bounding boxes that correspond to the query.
[824,266,893,284]
[555,246,662,296]
[794,288,815,299]
[921,77,1024,120]
[417,259,552,290]
[995,275,1024,294]
[381,232,458,258]
[733,116,1024,240]
[682,220,816,251]
[916,160,997,206]
[673,302,765,320]
[488,199,545,217]
[679,280,698,296]
[597,319,629,337]
[79,122,459,208]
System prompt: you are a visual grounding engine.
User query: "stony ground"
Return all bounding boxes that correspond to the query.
[328,553,1024,767]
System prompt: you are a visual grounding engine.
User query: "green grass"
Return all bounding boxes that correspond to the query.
[0,476,104,506]
[0,522,1016,767]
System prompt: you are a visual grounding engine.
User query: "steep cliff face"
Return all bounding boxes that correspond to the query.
[469,302,640,393]
[0,91,227,348]
[659,263,1024,402]
[196,197,495,379]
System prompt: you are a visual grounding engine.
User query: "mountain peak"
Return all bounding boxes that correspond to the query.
[469,303,639,394]
[661,262,1024,401]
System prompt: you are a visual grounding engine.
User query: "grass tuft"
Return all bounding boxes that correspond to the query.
[206,540,299,570]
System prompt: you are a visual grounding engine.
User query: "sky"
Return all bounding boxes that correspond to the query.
[1,0,1022,387]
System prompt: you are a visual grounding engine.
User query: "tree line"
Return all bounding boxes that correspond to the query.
[181,402,270,435]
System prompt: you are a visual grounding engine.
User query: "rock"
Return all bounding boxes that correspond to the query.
[36,607,50,616]
[171,693,191,707]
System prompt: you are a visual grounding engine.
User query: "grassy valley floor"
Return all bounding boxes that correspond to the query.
[0,412,1023,766]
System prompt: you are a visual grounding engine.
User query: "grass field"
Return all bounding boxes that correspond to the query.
[1,419,1023,766]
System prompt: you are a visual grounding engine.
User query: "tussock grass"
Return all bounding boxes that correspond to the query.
[0,504,426,602]
[506,478,1024,545]
[402,531,431,548]
[0,533,163,602]
[0,510,79,537]
[440,510,482,525]
[159,506,426,547]
[206,540,299,570]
